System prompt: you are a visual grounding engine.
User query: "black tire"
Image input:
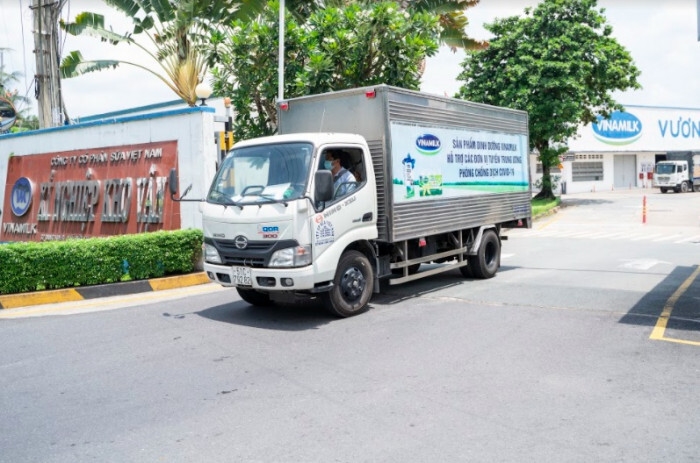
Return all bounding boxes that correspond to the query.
[322,251,374,317]
[236,288,272,307]
[469,229,500,279]
[459,263,473,278]
[660,188,668,194]
[680,181,689,193]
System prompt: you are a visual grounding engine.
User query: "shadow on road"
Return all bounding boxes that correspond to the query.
[193,297,337,331]
[372,264,520,305]
[561,197,614,207]
[620,265,700,334]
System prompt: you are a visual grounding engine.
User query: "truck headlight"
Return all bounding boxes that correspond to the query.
[203,243,223,264]
[270,245,312,267]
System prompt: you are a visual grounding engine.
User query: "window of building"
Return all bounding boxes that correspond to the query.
[572,161,604,181]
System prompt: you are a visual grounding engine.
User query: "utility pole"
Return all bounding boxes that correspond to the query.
[31,0,68,128]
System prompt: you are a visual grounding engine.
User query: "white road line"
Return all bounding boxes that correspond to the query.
[674,235,700,244]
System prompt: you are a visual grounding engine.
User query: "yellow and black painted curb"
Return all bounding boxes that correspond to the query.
[0,272,211,310]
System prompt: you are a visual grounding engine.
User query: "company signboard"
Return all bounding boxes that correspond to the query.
[568,106,700,152]
[1,141,180,242]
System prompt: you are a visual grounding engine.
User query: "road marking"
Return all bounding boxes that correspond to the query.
[650,265,700,346]
[535,214,561,230]
[619,259,670,270]
[675,235,700,244]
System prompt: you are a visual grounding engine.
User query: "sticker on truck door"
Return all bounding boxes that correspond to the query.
[315,219,335,246]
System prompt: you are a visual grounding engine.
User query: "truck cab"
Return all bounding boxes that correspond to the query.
[200,133,378,315]
[653,152,700,193]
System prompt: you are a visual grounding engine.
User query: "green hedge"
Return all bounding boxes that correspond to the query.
[0,229,203,295]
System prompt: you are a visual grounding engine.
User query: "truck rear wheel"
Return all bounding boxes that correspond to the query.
[236,288,272,307]
[468,229,500,279]
[323,251,373,317]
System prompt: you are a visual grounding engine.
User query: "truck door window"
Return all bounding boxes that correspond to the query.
[319,147,365,202]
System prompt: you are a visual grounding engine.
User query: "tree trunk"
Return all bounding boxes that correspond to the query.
[535,147,556,200]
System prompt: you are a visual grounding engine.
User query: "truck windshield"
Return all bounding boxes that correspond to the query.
[655,164,676,174]
[208,142,313,205]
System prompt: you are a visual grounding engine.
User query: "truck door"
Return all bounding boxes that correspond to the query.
[312,145,375,257]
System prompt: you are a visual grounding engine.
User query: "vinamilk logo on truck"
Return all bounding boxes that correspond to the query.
[592,111,642,145]
[415,134,441,155]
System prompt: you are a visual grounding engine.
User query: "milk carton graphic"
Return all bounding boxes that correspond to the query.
[402,154,416,198]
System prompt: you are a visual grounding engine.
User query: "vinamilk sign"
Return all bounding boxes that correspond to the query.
[568,105,700,152]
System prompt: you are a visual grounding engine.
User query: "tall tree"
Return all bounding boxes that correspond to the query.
[59,0,260,106]
[455,0,641,199]
[208,0,439,140]
[285,0,484,51]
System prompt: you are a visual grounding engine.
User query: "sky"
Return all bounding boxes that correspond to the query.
[1,0,699,120]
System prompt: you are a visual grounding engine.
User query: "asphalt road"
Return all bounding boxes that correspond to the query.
[1,188,699,463]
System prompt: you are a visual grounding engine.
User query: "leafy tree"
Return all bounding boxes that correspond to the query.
[455,0,641,199]
[208,1,439,140]
[285,0,484,51]
[59,0,261,106]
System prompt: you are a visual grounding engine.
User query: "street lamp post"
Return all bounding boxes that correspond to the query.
[279,0,285,102]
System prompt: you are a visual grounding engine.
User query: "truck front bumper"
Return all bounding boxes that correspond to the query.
[203,262,318,291]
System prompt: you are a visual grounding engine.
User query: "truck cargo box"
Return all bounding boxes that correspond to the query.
[278,85,531,242]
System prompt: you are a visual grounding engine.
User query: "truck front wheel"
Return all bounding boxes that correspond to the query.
[680,181,689,193]
[236,288,272,307]
[660,188,668,193]
[468,229,500,279]
[323,251,374,317]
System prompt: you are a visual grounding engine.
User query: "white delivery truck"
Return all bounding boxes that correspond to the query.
[653,151,700,193]
[172,85,531,317]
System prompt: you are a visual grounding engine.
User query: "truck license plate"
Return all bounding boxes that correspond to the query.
[231,266,252,286]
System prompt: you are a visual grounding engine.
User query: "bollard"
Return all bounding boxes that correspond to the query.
[642,195,647,224]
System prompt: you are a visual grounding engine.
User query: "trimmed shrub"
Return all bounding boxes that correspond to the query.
[0,229,203,295]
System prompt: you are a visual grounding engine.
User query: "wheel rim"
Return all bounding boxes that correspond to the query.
[340,266,366,302]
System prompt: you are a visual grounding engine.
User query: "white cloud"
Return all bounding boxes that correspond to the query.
[1,0,699,118]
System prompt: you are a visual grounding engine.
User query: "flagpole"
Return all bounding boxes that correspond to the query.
[278,0,285,101]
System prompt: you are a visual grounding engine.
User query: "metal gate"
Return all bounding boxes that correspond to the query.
[614,154,637,189]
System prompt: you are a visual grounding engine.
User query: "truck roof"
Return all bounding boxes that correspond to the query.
[233,132,367,149]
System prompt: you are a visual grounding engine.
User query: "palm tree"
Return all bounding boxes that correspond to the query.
[59,0,263,106]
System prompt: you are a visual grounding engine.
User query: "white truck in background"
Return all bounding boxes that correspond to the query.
[653,151,700,193]
[171,85,531,317]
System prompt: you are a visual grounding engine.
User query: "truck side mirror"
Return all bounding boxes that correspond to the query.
[169,167,195,201]
[169,168,178,196]
[315,170,334,202]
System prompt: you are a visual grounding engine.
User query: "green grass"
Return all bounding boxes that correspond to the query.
[531,197,561,218]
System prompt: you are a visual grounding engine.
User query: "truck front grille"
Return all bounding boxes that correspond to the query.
[205,237,299,268]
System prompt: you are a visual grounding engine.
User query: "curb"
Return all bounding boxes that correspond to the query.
[0,272,211,310]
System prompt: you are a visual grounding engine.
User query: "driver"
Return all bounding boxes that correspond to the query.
[324,150,356,197]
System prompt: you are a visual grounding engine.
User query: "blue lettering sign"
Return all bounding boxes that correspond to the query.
[592,111,642,145]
